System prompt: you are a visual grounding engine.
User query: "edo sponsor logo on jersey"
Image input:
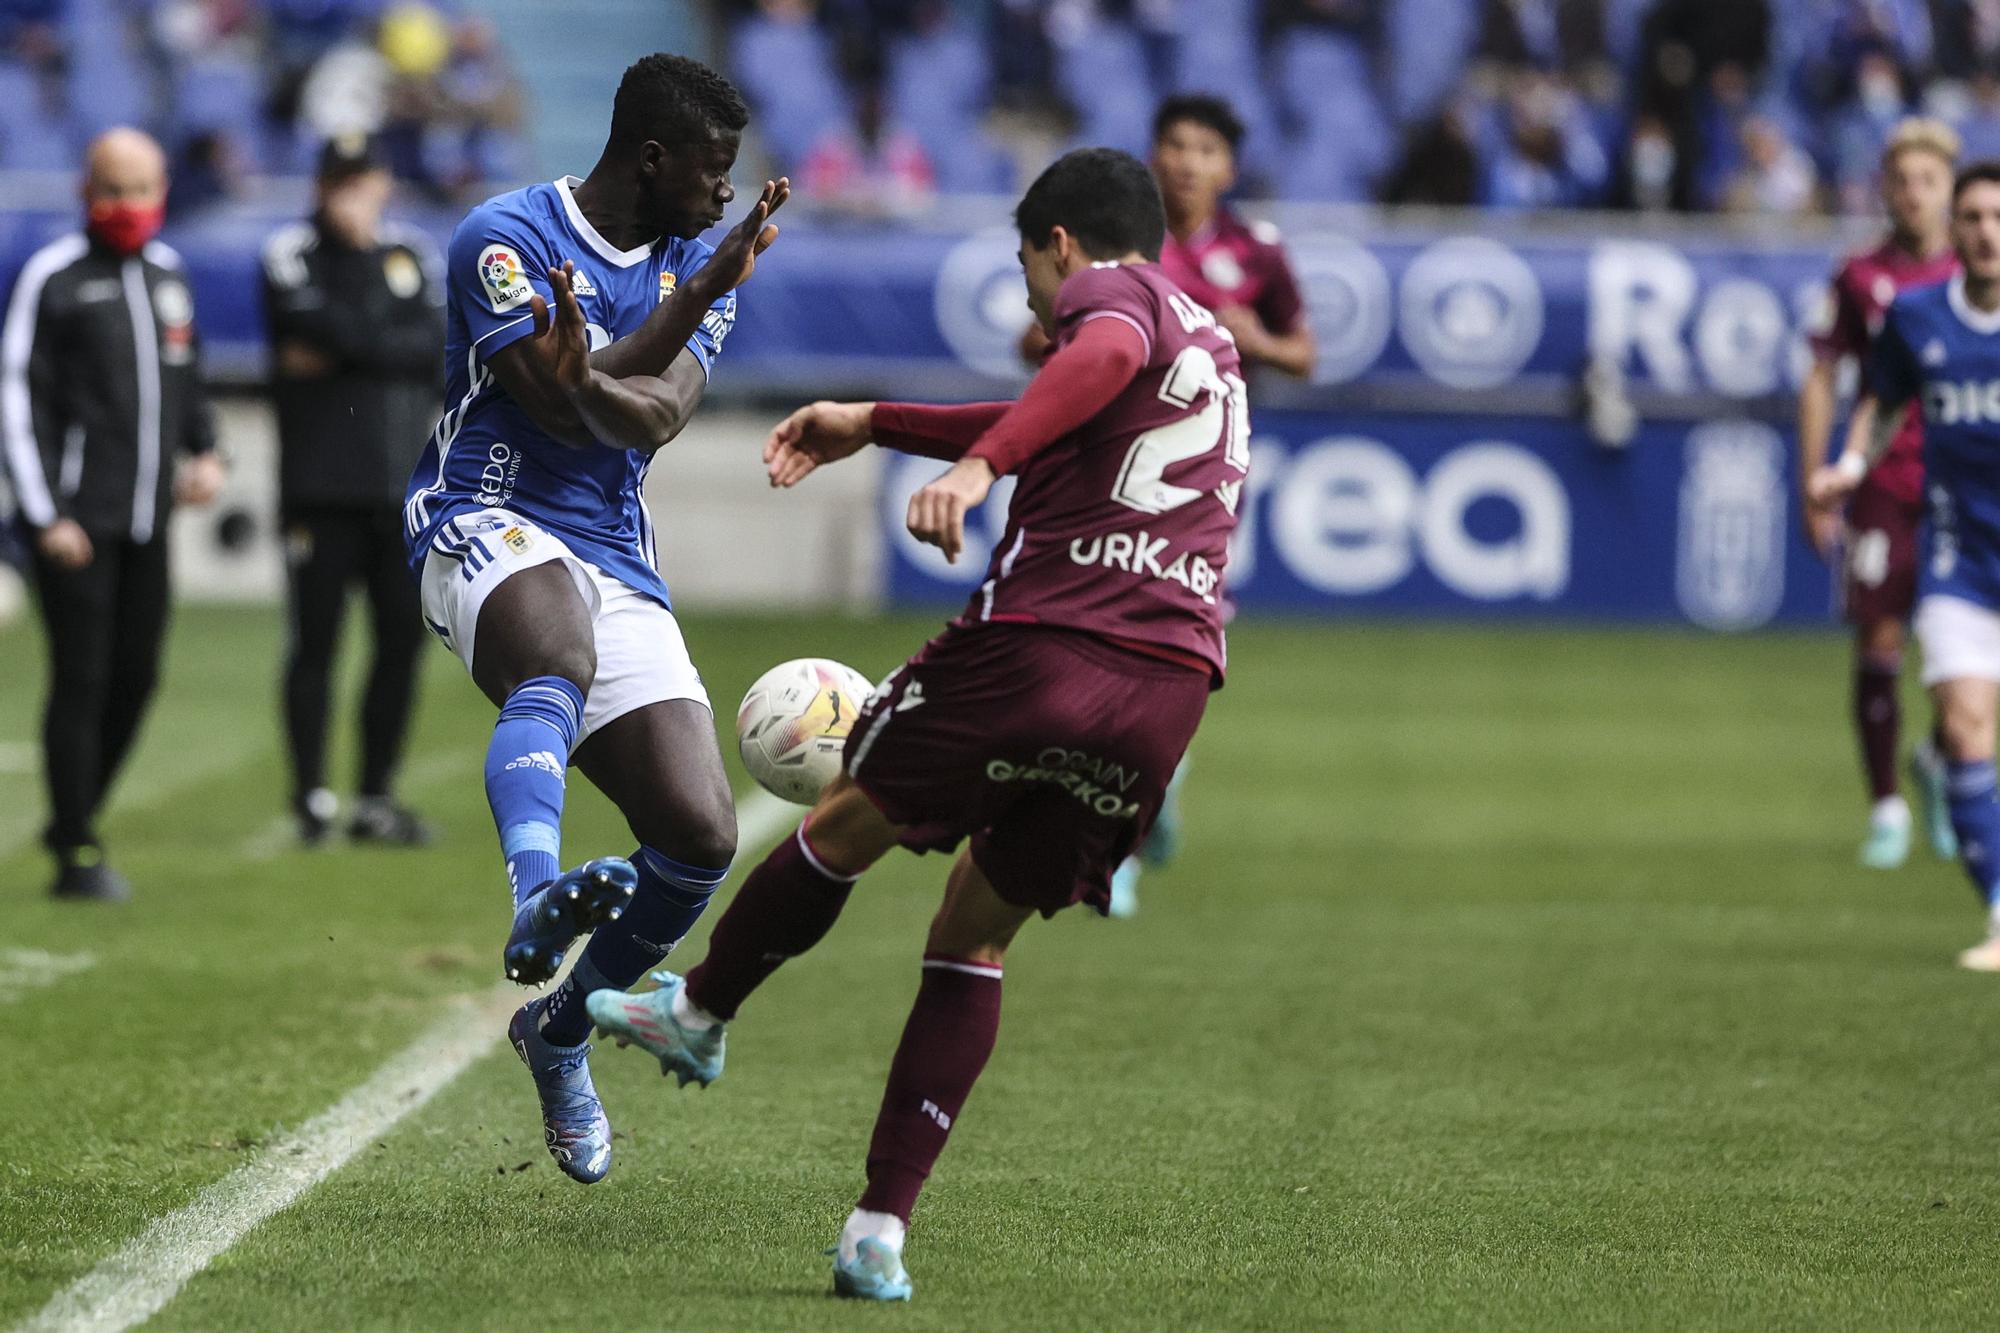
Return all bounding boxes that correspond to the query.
[478,243,533,313]
[1924,379,2000,425]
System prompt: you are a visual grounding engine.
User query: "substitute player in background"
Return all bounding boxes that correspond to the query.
[591,148,1246,1300]
[402,54,786,1182]
[1812,161,2000,970]
[1114,92,1315,912]
[1799,118,1960,870]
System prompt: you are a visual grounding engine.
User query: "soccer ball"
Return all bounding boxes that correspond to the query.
[736,658,877,805]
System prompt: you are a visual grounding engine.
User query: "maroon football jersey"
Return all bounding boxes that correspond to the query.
[1809,238,1957,504]
[958,262,1247,680]
[1159,208,1306,336]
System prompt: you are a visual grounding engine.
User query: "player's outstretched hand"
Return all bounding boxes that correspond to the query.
[1807,461,1861,512]
[764,399,873,488]
[540,262,591,396]
[906,457,996,564]
[699,178,791,294]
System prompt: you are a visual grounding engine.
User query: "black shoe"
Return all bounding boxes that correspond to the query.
[348,796,434,848]
[297,787,337,847]
[50,852,131,902]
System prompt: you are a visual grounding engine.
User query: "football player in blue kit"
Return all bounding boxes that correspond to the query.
[1814,161,2000,971]
[402,53,788,1179]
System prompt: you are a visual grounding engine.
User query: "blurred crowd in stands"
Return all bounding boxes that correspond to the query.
[0,0,523,207]
[8,0,1998,221]
[722,0,2000,217]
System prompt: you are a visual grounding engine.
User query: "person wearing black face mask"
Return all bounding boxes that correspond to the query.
[0,126,225,901]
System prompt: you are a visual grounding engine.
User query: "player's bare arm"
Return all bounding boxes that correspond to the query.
[481,181,788,450]
[591,177,787,381]
[1796,353,1843,556]
[1811,391,1904,508]
[763,400,875,487]
[543,263,707,454]
[1214,303,1315,378]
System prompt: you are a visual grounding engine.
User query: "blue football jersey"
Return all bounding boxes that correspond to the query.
[403,176,736,606]
[1869,274,2000,610]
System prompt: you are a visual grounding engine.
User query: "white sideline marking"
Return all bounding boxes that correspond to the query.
[17,787,800,1333]
[0,742,34,775]
[0,948,95,1005]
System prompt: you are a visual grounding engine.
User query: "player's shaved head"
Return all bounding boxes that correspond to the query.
[83,127,167,203]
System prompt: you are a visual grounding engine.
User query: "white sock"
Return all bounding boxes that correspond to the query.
[1985,901,2000,938]
[670,984,720,1032]
[837,1208,907,1264]
[1872,796,1911,828]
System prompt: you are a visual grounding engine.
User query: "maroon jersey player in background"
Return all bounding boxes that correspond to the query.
[1152,92,1316,379]
[589,148,1247,1301]
[1797,118,1960,870]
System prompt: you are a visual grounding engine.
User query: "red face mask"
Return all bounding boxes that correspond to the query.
[87,199,165,257]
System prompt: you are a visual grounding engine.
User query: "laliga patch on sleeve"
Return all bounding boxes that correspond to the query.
[477,243,533,314]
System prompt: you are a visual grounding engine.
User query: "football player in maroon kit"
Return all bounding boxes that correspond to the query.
[588,148,1245,1301]
[1798,118,1961,869]
[1152,92,1315,379]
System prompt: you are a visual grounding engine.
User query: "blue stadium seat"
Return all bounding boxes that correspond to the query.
[1172,0,1281,180]
[0,60,77,170]
[887,21,1010,193]
[1052,16,1153,155]
[1276,30,1393,201]
[733,12,854,168]
[175,56,268,172]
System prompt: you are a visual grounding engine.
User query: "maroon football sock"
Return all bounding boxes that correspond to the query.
[858,957,1004,1224]
[683,824,858,1022]
[1855,659,1902,803]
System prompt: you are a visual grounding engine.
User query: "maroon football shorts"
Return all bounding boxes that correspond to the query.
[843,622,1211,916]
[1842,481,1923,626]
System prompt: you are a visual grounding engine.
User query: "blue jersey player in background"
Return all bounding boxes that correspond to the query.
[402,53,788,1181]
[1816,160,2000,972]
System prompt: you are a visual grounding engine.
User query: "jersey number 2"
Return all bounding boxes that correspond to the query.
[1110,344,1249,515]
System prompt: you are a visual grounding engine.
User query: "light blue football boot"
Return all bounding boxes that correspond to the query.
[585,969,725,1088]
[1911,746,1960,859]
[503,856,638,985]
[1139,757,1189,868]
[508,998,613,1184]
[1108,856,1142,919]
[831,1237,914,1302]
[1858,810,1912,870]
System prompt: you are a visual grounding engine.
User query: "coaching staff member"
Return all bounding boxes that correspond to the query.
[262,135,444,846]
[1,127,225,902]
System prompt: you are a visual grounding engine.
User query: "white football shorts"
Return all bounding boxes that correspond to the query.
[1915,593,2000,687]
[419,507,709,741]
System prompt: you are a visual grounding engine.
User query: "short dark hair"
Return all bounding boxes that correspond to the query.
[1956,160,2000,202]
[1015,148,1167,262]
[607,53,749,152]
[1153,93,1245,154]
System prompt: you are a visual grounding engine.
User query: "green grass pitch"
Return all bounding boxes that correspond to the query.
[1,606,1996,1330]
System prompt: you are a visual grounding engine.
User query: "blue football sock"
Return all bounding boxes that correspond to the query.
[1946,759,2000,907]
[539,845,730,1046]
[485,676,585,910]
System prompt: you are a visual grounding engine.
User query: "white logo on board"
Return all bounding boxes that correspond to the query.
[1398,237,1545,390]
[1676,420,1786,630]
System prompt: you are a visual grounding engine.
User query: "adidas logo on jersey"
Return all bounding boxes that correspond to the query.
[505,751,566,779]
[567,271,598,297]
[1924,339,1948,366]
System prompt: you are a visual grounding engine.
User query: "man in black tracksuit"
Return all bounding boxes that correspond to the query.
[1,128,225,901]
[261,136,444,845]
